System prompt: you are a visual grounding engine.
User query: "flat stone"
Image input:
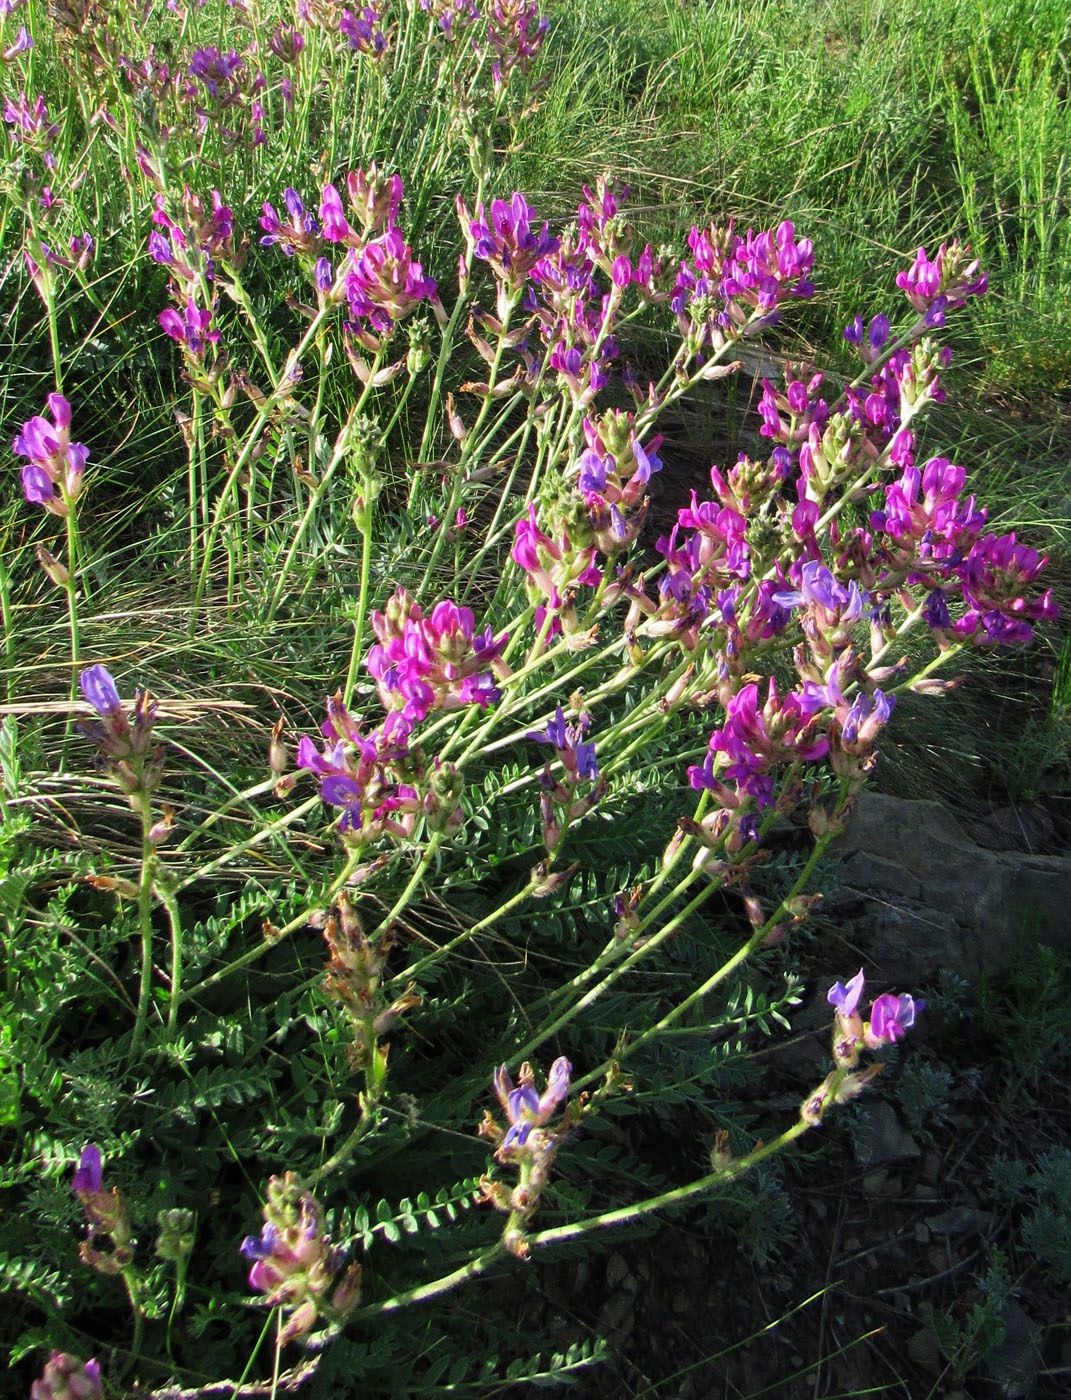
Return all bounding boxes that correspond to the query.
[853,1100,921,1166]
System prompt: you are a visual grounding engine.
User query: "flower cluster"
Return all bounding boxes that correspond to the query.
[13,394,88,514]
[71,1145,135,1276]
[367,590,507,723]
[183,43,266,149]
[339,4,389,58]
[530,704,604,852]
[800,970,924,1126]
[479,1057,573,1255]
[484,0,549,88]
[671,217,815,355]
[576,409,663,556]
[240,1172,361,1345]
[828,967,922,1052]
[297,697,421,840]
[77,665,166,803]
[895,239,987,329]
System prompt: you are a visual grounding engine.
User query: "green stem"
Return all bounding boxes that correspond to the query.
[526,1118,812,1248]
[392,871,541,985]
[176,847,361,1008]
[307,1100,374,1189]
[161,890,184,1040]
[575,827,837,1092]
[192,303,336,631]
[341,479,375,708]
[130,791,157,1058]
[265,389,381,624]
[353,1244,506,1320]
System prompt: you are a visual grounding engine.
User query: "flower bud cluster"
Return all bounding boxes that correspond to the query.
[240,1173,361,1346]
[319,892,421,1074]
[511,502,603,643]
[30,1353,102,1400]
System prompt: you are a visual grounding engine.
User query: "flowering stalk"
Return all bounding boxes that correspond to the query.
[76,665,176,1054]
[13,393,91,758]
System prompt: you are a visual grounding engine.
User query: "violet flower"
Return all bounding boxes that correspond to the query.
[80,665,122,717]
[827,969,865,1018]
[531,705,598,780]
[13,393,89,515]
[492,1056,571,1150]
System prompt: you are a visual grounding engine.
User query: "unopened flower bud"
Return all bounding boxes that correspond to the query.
[35,543,70,586]
[155,1208,196,1262]
[148,804,175,845]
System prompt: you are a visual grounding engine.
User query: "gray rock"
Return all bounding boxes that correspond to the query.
[831,792,1071,985]
[852,1100,921,1166]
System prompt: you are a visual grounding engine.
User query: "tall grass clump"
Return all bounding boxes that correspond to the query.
[0,0,1061,1395]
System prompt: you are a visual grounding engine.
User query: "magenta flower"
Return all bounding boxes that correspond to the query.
[319,182,352,243]
[345,228,436,341]
[866,992,923,1047]
[366,590,507,723]
[468,192,559,288]
[896,241,986,324]
[159,297,220,356]
[13,393,88,514]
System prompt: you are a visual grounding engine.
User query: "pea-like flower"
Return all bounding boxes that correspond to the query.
[71,1144,135,1275]
[240,1173,361,1345]
[494,1056,571,1151]
[367,590,507,723]
[13,394,88,514]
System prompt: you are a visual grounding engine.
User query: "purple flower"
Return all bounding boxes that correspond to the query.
[827,969,865,1018]
[13,393,89,514]
[493,1056,571,1149]
[531,705,598,780]
[80,666,121,717]
[867,992,923,1046]
[71,1143,103,1195]
[159,297,220,356]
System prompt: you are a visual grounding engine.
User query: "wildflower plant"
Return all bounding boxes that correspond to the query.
[0,0,1061,1394]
